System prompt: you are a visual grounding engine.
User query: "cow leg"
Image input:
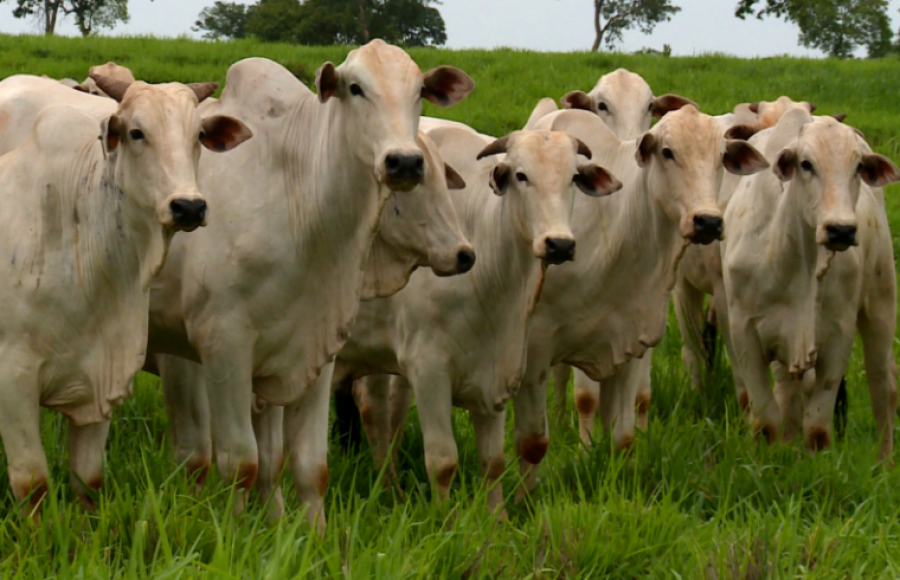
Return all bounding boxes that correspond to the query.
[68,419,110,510]
[471,410,506,516]
[283,361,333,535]
[730,322,781,441]
[598,359,640,450]
[858,308,897,464]
[332,375,362,453]
[252,400,284,520]
[550,364,571,425]
[158,354,212,492]
[409,372,457,502]
[388,375,413,473]
[674,276,708,390]
[771,362,804,442]
[202,342,258,512]
[512,363,550,501]
[352,375,397,486]
[0,379,48,518]
[804,361,846,456]
[712,284,749,415]
[635,354,652,430]
[573,368,600,446]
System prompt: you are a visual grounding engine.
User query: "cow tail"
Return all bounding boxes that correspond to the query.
[834,376,848,441]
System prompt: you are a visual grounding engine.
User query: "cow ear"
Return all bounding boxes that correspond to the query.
[723,140,769,176]
[444,163,466,190]
[201,115,253,152]
[316,62,339,103]
[635,132,655,167]
[574,163,622,197]
[807,102,817,113]
[73,84,90,93]
[651,94,697,119]
[490,162,510,196]
[749,102,760,114]
[102,114,122,154]
[774,147,797,182]
[831,113,847,123]
[422,66,475,108]
[724,124,758,141]
[560,90,594,112]
[859,153,900,187]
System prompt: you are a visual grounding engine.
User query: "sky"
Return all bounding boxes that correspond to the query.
[1,0,899,58]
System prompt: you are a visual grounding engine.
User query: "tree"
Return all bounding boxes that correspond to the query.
[735,0,894,58]
[590,0,680,52]
[0,0,133,36]
[193,1,249,40]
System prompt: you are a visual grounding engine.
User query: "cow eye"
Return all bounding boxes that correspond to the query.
[198,130,207,142]
[598,102,608,112]
[516,172,528,183]
[129,129,145,141]
[662,147,675,160]
[801,160,814,172]
[648,103,654,111]
[349,83,364,97]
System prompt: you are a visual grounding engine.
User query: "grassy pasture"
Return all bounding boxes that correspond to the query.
[0,34,900,578]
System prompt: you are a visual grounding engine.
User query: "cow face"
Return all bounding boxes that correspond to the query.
[635,106,768,245]
[774,116,900,252]
[376,133,475,277]
[94,76,252,232]
[561,69,695,141]
[478,131,622,264]
[315,39,474,193]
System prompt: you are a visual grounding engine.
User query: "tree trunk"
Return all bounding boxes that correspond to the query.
[358,0,370,44]
[591,0,604,51]
[44,0,60,35]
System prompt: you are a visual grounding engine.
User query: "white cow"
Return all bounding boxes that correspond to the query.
[723,109,899,459]
[0,75,250,515]
[329,127,621,512]
[510,107,768,495]
[152,130,474,517]
[145,42,474,532]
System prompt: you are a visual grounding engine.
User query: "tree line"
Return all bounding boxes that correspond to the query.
[0,0,898,58]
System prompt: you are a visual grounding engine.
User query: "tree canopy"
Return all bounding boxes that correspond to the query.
[0,0,133,36]
[195,0,447,46]
[735,0,894,58]
[590,0,681,51]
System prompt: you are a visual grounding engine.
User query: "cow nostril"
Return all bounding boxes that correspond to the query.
[456,249,476,273]
[386,154,401,172]
[825,224,857,249]
[544,237,576,263]
[414,156,425,176]
[169,199,208,227]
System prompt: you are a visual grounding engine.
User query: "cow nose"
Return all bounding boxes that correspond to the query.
[456,248,476,273]
[692,214,724,245]
[170,199,208,229]
[825,224,857,251]
[544,237,576,264]
[385,153,425,183]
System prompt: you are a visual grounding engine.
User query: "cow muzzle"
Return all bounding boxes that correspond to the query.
[167,198,208,231]
[380,151,425,192]
[822,223,857,252]
[688,213,724,245]
[430,246,477,277]
[540,236,576,265]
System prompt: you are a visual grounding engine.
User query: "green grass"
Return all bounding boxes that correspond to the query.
[1,33,900,577]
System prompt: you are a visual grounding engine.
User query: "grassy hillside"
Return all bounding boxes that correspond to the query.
[1,34,900,578]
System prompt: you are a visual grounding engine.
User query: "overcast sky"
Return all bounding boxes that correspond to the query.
[1,0,899,58]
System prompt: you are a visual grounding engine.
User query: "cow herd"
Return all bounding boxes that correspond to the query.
[1,39,897,534]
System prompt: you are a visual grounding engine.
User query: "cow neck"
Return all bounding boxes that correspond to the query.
[460,169,545,322]
[360,192,420,300]
[75,145,172,302]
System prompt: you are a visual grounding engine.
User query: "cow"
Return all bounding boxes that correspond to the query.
[722,109,899,460]
[510,106,768,496]
[75,61,137,97]
[143,42,474,533]
[0,75,251,517]
[152,130,474,519]
[325,127,621,513]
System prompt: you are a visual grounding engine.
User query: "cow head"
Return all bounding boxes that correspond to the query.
[375,132,475,278]
[635,105,768,245]
[314,39,474,193]
[773,115,900,252]
[750,96,816,131]
[478,130,622,264]
[92,74,253,232]
[560,69,696,140]
[76,61,136,97]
